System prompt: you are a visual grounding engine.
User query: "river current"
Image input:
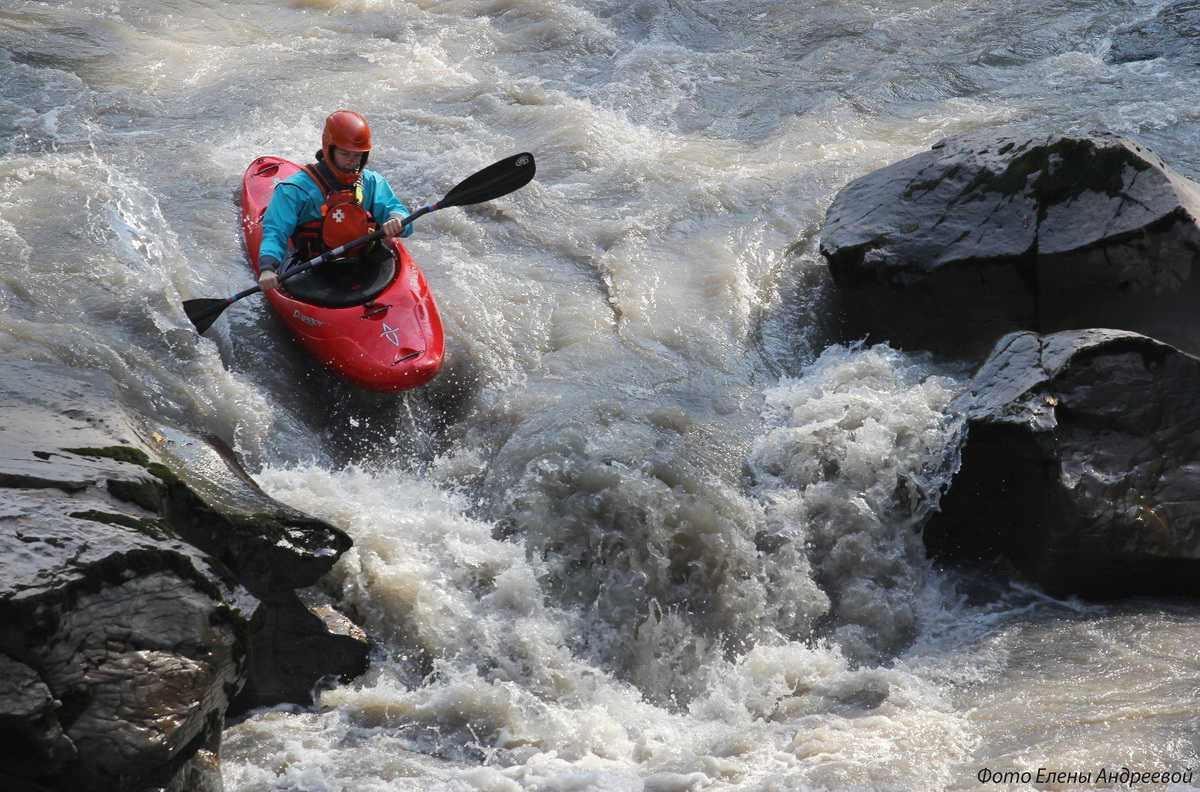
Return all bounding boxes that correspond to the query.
[4,1,1200,790]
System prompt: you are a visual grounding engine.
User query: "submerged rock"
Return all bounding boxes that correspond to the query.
[1109,1,1200,65]
[819,129,1200,357]
[921,329,1200,599]
[0,357,367,791]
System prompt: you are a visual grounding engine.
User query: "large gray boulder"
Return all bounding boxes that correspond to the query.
[0,357,368,791]
[921,329,1200,599]
[820,129,1200,357]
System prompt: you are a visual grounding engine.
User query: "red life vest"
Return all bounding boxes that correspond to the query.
[295,163,377,259]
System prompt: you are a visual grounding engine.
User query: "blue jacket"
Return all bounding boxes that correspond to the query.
[258,165,412,267]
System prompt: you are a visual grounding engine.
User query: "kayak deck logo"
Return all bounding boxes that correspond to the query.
[293,309,326,327]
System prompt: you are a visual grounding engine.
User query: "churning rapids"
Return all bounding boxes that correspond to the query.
[5,1,1200,790]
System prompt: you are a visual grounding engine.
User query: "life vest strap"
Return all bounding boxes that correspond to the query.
[296,164,375,259]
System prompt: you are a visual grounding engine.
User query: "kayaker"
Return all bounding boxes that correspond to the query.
[257,110,412,292]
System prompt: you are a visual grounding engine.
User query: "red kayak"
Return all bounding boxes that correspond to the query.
[240,156,444,392]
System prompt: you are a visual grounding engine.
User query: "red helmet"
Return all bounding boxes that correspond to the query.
[322,110,372,185]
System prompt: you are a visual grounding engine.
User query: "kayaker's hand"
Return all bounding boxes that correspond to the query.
[382,216,406,238]
[258,269,279,292]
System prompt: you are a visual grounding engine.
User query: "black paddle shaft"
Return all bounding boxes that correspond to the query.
[183,152,536,334]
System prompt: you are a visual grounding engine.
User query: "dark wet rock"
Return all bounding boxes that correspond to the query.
[0,357,368,791]
[1109,1,1200,65]
[819,129,1200,358]
[922,329,1200,599]
[232,587,370,713]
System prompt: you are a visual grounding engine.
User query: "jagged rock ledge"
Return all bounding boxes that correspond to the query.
[0,356,368,792]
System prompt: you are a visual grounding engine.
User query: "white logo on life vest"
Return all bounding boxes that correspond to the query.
[332,208,345,223]
[293,310,326,327]
[380,323,401,346]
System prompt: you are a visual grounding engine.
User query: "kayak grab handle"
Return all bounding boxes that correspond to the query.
[252,159,281,178]
[393,351,421,366]
[362,304,391,319]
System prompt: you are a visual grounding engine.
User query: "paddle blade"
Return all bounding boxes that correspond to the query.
[438,152,536,209]
[183,298,231,335]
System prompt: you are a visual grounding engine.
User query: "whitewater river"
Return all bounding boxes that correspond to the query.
[5,1,1200,790]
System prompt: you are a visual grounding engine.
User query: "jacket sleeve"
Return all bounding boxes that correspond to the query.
[367,173,414,238]
[258,180,309,265]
